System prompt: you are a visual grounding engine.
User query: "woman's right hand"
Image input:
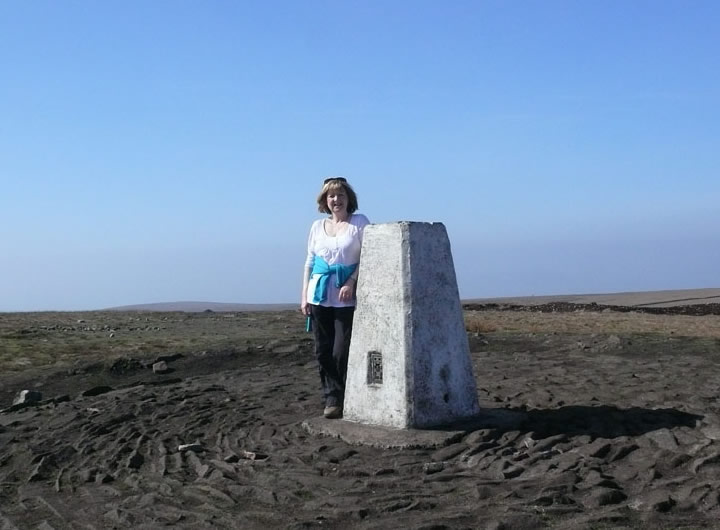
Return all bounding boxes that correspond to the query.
[300,300,310,315]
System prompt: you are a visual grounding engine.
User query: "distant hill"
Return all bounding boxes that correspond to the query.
[464,287,720,308]
[105,288,720,313]
[105,301,297,312]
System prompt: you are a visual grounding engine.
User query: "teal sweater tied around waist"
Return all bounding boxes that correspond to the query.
[310,256,358,304]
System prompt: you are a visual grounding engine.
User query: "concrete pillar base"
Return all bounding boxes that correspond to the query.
[301,409,525,449]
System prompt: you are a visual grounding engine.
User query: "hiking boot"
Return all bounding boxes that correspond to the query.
[323,405,342,419]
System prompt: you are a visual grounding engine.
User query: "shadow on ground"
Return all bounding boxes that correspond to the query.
[512,404,702,439]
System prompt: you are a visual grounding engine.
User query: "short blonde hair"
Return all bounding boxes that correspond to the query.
[316,177,359,214]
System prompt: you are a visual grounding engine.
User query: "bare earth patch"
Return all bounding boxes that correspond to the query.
[1,305,720,529]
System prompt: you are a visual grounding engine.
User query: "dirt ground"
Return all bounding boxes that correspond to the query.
[2,306,720,529]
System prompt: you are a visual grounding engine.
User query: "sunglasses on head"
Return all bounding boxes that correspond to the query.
[324,177,347,184]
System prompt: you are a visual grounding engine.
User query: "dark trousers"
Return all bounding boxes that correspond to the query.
[310,304,355,407]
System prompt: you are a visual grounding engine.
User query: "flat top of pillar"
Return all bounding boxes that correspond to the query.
[370,221,445,227]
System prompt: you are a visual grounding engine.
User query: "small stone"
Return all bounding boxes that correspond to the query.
[178,443,204,453]
[240,450,268,461]
[152,361,169,374]
[423,462,444,474]
[13,390,42,406]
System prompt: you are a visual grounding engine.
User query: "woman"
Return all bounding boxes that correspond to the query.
[301,177,370,419]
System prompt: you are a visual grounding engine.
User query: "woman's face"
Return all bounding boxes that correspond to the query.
[326,187,348,215]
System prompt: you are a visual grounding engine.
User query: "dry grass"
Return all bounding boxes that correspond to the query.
[465,309,720,337]
[464,315,499,333]
[0,310,307,373]
[3,308,720,374]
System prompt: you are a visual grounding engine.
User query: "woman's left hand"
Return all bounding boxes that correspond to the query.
[338,285,354,303]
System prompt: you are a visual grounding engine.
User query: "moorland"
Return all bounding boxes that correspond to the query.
[2,298,720,529]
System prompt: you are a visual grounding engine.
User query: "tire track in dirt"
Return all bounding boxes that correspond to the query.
[2,327,720,528]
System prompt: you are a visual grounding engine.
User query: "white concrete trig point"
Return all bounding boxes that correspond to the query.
[343,221,480,429]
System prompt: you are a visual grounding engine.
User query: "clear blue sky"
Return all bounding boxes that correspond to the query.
[1,1,718,311]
